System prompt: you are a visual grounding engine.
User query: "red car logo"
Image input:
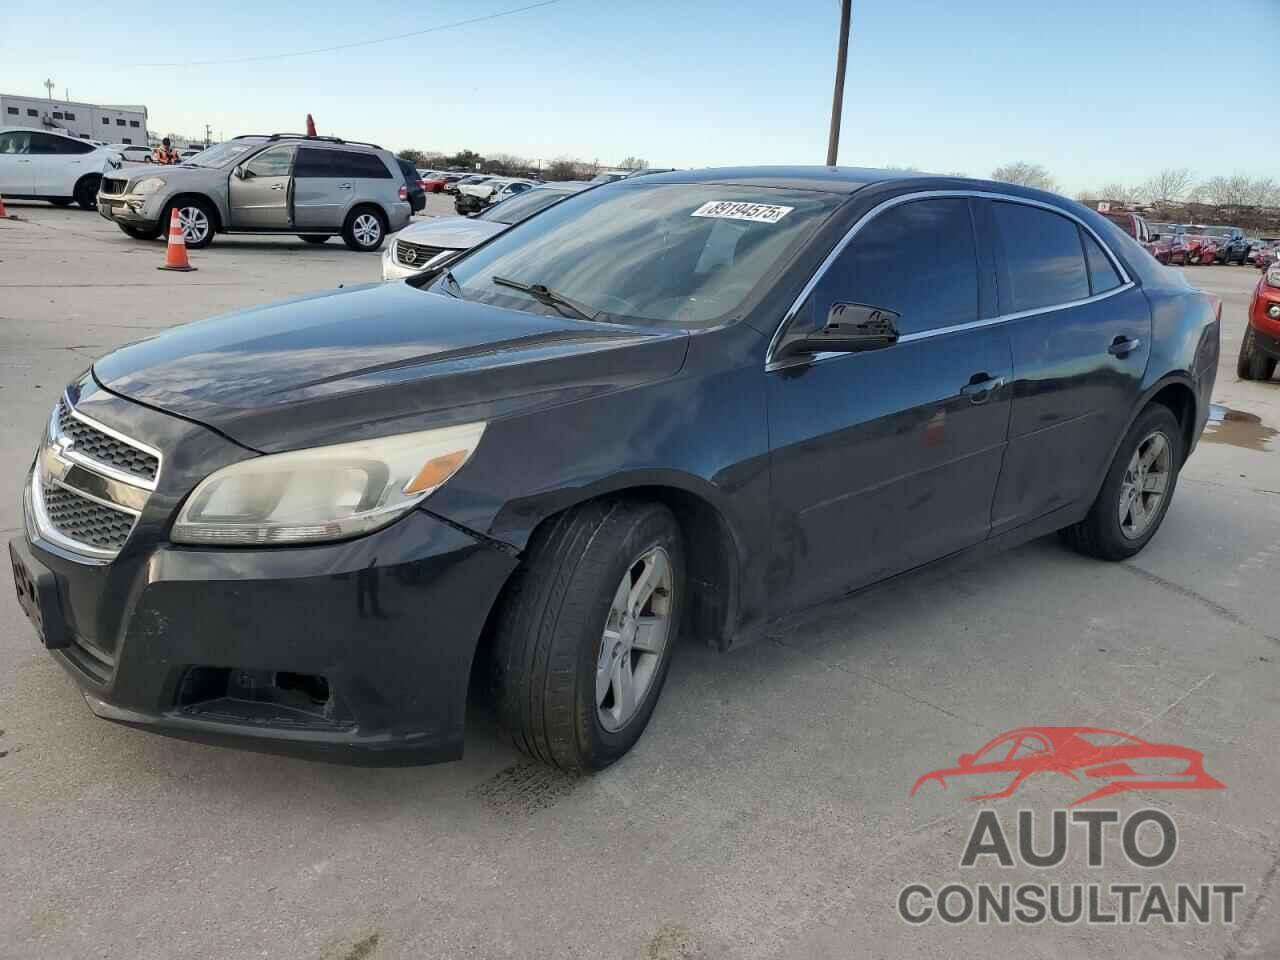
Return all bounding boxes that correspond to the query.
[910,726,1225,806]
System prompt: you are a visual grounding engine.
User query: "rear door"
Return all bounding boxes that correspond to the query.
[293,147,346,229]
[227,144,295,229]
[0,130,34,195]
[986,199,1150,534]
[766,196,1013,613]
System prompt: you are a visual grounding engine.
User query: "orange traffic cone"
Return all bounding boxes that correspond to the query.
[157,208,196,272]
[0,193,9,219]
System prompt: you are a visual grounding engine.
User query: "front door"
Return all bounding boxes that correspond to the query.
[985,199,1151,534]
[228,144,295,229]
[766,196,1013,615]
[0,129,35,195]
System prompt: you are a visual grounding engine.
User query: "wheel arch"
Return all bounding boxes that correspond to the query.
[1145,378,1199,459]
[72,171,101,195]
[499,477,745,652]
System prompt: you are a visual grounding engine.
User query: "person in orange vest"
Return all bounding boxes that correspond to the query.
[152,138,180,165]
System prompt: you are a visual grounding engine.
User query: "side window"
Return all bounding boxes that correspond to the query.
[330,151,393,179]
[44,136,94,155]
[293,147,332,178]
[508,182,530,195]
[1081,230,1123,296]
[0,131,30,154]
[26,133,59,155]
[813,197,979,337]
[992,202,1090,312]
[243,145,295,178]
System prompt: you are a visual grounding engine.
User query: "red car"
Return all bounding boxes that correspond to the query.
[1101,210,1172,264]
[1237,263,1280,381]
[1147,221,1190,265]
[910,726,1225,806]
[1180,225,1221,265]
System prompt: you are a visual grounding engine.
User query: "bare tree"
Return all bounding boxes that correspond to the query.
[1141,168,1194,208]
[990,161,1057,192]
[1245,177,1279,209]
[619,156,650,170]
[1196,175,1253,209]
[1096,182,1142,205]
[545,159,581,182]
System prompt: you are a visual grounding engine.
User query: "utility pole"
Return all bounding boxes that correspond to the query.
[825,0,851,167]
[43,78,54,100]
[204,123,212,147]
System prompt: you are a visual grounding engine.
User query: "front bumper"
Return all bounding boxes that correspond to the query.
[381,240,428,281]
[12,381,518,765]
[97,191,164,229]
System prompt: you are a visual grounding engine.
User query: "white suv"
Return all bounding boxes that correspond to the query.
[0,127,120,208]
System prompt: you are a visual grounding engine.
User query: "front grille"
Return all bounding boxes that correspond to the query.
[395,239,452,268]
[100,177,129,196]
[57,400,158,482]
[42,484,135,552]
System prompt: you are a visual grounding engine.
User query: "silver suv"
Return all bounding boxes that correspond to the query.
[96,134,412,252]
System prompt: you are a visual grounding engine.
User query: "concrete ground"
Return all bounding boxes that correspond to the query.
[1,200,1277,960]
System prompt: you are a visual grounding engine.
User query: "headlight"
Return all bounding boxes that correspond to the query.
[1267,265,1280,289]
[171,422,486,545]
[130,177,166,197]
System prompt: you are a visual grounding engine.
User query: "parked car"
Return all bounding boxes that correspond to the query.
[445,174,491,196]
[9,168,1220,771]
[1179,225,1225,265]
[395,157,426,214]
[1248,241,1279,269]
[455,178,535,215]
[0,127,119,208]
[1237,263,1280,381]
[1100,210,1171,264]
[1195,226,1249,265]
[383,181,591,280]
[106,143,155,165]
[427,173,464,194]
[95,133,412,251]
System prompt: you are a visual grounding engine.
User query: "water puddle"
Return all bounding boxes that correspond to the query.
[1202,403,1277,452]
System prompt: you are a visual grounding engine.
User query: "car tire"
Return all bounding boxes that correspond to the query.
[491,499,685,772]
[162,198,216,248]
[1060,404,1183,561]
[116,222,162,241]
[1237,326,1278,381]
[73,175,100,210]
[299,235,329,245]
[341,206,387,252]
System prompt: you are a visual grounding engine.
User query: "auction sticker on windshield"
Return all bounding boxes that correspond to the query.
[690,201,794,224]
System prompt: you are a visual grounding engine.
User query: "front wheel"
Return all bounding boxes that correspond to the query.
[161,198,216,248]
[1238,326,1278,381]
[1060,404,1183,561]
[73,175,100,210]
[492,499,684,772]
[341,207,387,252]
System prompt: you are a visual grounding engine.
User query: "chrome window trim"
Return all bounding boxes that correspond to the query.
[765,189,1134,372]
[54,392,162,492]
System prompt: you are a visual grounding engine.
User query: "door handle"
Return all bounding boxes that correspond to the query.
[960,373,1005,404]
[17,158,30,163]
[1108,336,1142,357]
[270,183,286,191]
[338,182,352,189]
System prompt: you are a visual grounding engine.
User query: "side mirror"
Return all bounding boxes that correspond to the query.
[233,164,247,180]
[786,303,900,357]
[958,753,975,766]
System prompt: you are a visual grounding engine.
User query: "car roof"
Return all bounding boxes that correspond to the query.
[0,125,90,141]
[632,165,931,194]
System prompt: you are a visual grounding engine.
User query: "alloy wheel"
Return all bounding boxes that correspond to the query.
[353,214,382,248]
[177,206,210,244]
[596,546,674,732]
[1118,430,1171,540]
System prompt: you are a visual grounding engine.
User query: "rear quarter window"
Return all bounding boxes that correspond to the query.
[992,202,1090,312]
[332,151,393,179]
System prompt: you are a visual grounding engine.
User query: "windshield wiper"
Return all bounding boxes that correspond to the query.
[491,275,606,324]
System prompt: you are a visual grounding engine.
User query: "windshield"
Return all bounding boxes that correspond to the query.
[184,141,256,168]
[439,183,841,327]
[478,189,574,224]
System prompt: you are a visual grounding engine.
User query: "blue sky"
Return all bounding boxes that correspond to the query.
[2,0,1276,192]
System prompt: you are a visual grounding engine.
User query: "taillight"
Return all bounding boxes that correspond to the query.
[399,185,408,200]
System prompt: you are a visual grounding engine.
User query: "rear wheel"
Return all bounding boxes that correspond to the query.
[1237,326,1278,381]
[1060,404,1183,561]
[298,234,329,244]
[73,175,100,210]
[341,206,387,252]
[491,499,684,772]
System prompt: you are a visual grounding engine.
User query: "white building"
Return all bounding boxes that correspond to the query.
[0,93,149,145]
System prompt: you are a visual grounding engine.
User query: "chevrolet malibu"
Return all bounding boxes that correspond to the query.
[9,168,1221,771]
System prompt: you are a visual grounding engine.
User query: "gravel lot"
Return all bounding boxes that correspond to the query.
[1,198,1278,960]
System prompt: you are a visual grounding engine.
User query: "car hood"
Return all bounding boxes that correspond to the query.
[92,281,689,453]
[395,216,507,250]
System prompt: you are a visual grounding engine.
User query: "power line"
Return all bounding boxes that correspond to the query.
[137,0,567,67]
